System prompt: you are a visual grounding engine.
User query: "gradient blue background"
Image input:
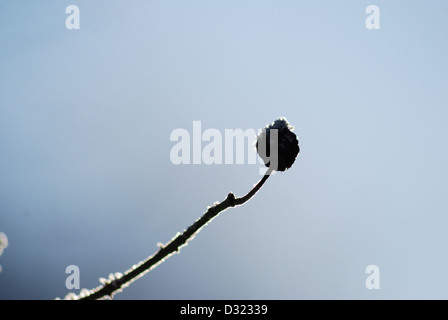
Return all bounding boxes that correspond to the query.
[1,1,447,299]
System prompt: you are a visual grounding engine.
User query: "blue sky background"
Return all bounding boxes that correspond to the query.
[1,1,448,299]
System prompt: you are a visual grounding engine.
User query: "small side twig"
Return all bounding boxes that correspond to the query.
[77,167,273,300]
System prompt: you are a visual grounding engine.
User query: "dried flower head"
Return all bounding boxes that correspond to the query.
[256,117,300,171]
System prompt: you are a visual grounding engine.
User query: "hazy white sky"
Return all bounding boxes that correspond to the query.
[1,1,448,299]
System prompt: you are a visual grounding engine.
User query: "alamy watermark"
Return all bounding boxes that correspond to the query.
[169,121,279,175]
[66,5,80,30]
[66,265,80,290]
[365,5,380,30]
[365,264,380,290]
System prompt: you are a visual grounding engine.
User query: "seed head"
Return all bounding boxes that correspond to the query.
[256,117,300,172]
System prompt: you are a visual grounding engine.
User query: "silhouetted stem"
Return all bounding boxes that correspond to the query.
[78,168,273,300]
